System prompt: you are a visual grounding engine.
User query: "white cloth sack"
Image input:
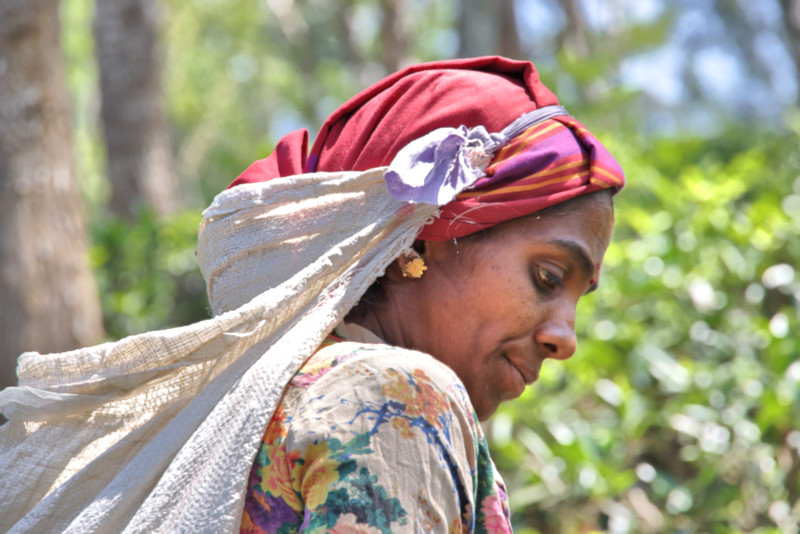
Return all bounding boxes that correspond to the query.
[0,168,437,533]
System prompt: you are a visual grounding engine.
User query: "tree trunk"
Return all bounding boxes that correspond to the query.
[0,0,104,390]
[93,0,177,220]
[380,0,408,74]
[780,0,800,103]
[557,0,591,57]
[458,0,521,59]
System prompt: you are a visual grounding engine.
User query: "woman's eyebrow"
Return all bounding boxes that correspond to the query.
[548,238,597,288]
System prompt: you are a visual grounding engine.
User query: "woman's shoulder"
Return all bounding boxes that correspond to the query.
[296,339,467,396]
[250,340,504,533]
[324,340,459,376]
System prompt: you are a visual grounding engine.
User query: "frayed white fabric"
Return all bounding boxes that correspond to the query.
[0,168,438,533]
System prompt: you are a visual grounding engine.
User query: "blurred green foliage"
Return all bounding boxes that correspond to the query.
[492,124,800,532]
[89,210,208,340]
[62,0,799,532]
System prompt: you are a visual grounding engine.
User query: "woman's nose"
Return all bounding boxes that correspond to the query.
[534,319,577,360]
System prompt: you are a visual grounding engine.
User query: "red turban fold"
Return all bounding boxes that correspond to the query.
[229,56,624,240]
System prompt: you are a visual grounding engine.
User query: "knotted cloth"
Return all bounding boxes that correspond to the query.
[231,56,624,240]
[0,169,438,533]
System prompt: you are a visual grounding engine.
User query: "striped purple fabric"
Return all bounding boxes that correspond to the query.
[419,115,624,241]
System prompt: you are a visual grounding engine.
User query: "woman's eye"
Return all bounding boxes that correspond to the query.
[534,265,564,293]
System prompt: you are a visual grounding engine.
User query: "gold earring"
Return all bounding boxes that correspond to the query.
[401,252,427,279]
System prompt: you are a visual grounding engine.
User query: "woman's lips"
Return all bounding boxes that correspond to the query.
[502,353,541,399]
[506,354,541,386]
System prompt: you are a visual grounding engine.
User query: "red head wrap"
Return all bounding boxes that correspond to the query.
[229,56,624,240]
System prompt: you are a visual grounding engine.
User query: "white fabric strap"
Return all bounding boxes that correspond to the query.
[0,168,437,533]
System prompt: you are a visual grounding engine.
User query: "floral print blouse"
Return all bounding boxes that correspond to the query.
[240,325,513,533]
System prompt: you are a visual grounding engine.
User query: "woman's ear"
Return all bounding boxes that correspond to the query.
[410,239,426,255]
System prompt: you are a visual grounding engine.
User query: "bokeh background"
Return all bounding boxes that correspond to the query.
[1,0,799,532]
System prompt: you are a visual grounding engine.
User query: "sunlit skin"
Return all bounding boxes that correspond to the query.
[351,192,615,421]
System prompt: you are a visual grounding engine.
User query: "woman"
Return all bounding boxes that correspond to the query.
[0,57,623,533]
[231,57,623,532]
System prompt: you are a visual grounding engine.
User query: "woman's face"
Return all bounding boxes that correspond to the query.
[389,193,614,420]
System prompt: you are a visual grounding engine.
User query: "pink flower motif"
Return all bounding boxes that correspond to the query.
[330,513,383,534]
[481,495,512,532]
[292,368,333,389]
